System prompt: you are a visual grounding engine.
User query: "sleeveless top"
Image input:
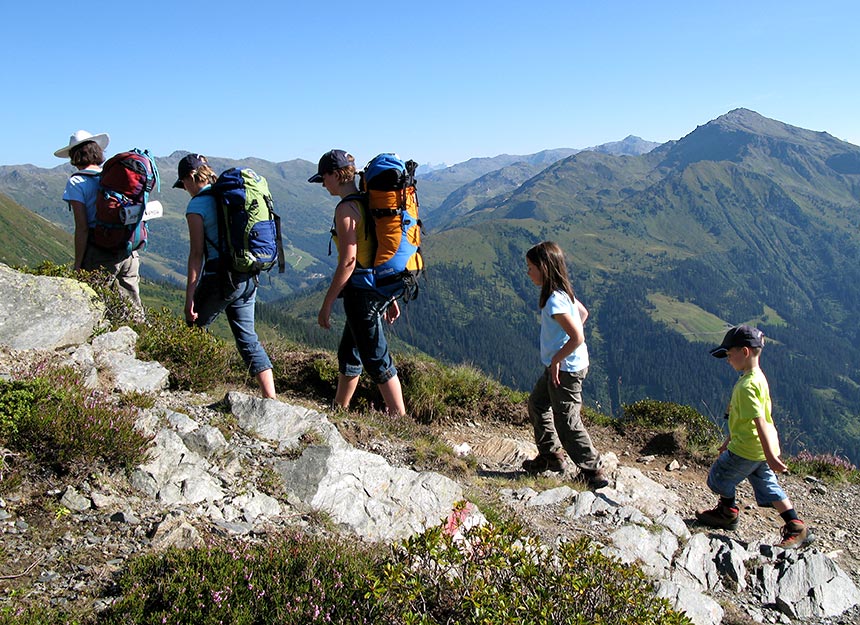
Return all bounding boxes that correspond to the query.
[331,194,374,269]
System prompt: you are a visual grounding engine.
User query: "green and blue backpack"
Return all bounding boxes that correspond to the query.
[200,167,285,275]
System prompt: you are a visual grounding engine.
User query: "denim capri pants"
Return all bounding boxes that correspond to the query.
[337,286,397,384]
[707,449,787,507]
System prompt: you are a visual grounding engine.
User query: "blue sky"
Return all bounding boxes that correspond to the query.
[2,1,858,169]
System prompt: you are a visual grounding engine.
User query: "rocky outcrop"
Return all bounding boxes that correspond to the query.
[0,263,106,350]
[129,392,469,542]
[490,438,860,625]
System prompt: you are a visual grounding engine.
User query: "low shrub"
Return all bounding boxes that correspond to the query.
[788,450,859,484]
[100,532,379,625]
[0,604,84,625]
[397,358,528,424]
[621,399,720,453]
[0,367,149,473]
[134,308,241,391]
[46,516,690,625]
[268,348,528,425]
[366,516,692,625]
[267,346,342,402]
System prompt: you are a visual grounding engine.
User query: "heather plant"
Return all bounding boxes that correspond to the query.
[119,390,156,410]
[788,450,859,484]
[33,516,692,625]
[0,366,149,473]
[100,532,378,625]
[0,604,84,625]
[366,517,692,625]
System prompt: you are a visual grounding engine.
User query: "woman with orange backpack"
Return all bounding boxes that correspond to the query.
[309,149,406,416]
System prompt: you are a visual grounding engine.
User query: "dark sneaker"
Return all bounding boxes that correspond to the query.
[576,468,609,490]
[695,503,740,530]
[522,453,565,474]
[777,520,808,549]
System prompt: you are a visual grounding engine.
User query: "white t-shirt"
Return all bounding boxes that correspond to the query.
[539,290,589,373]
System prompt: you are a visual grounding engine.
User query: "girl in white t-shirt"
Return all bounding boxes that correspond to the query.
[522,241,608,489]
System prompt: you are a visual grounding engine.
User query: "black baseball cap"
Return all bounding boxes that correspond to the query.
[173,154,209,188]
[308,149,352,183]
[710,324,765,358]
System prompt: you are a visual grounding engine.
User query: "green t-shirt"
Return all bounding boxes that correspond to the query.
[727,367,777,462]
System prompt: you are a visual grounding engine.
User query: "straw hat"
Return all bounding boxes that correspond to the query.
[54,130,110,158]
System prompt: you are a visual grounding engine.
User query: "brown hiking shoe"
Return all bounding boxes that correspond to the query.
[575,468,610,490]
[522,452,565,474]
[695,503,740,530]
[777,520,808,549]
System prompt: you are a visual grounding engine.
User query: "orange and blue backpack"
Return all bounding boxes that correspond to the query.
[351,153,424,301]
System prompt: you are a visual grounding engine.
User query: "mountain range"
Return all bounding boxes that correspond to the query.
[0,138,652,299]
[2,110,859,464]
[397,108,860,464]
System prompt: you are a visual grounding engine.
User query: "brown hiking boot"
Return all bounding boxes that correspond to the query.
[695,503,740,530]
[576,468,610,490]
[522,452,565,474]
[777,520,808,549]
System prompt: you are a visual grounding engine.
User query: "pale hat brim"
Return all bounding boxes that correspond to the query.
[54,130,110,158]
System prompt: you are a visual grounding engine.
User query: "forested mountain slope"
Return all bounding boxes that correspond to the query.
[384,109,860,463]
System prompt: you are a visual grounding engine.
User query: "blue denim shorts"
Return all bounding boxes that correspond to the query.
[338,286,397,384]
[707,449,787,506]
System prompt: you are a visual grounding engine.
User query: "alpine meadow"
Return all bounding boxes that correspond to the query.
[2,108,859,465]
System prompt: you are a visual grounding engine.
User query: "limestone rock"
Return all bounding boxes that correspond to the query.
[0,263,105,350]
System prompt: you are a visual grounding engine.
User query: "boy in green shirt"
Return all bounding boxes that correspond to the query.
[696,325,808,549]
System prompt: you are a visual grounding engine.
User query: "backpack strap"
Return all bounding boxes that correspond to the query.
[329,192,367,256]
[71,169,100,178]
[66,169,101,212]
[273,211,286,273]
[194,187,227,272]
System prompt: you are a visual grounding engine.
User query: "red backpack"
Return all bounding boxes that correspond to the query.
[92,149,159,254]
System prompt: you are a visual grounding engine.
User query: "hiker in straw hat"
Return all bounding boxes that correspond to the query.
[54,129,143,312]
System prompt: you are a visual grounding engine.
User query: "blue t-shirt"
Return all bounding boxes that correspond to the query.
[185,185,221,265]
[540,290,589,373]
[62,169,101,227]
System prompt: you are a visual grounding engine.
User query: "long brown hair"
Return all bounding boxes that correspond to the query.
[526,241,576,309]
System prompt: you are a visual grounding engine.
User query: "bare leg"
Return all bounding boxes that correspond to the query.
[772,498,794,514]
[256,368,277,399]
[335,374,360,409]
[378,375,406,416]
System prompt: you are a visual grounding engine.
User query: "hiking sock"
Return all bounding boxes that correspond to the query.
[780,509,800,523]
[719,497,737,510]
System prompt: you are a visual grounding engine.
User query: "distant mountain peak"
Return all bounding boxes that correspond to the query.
[706,108,841,146]
[659,108,855,169]
[709,108,785,136]
[716,107,765,125]
[588,135,661,156]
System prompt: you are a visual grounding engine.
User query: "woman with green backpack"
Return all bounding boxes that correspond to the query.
[176,153,276,399]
